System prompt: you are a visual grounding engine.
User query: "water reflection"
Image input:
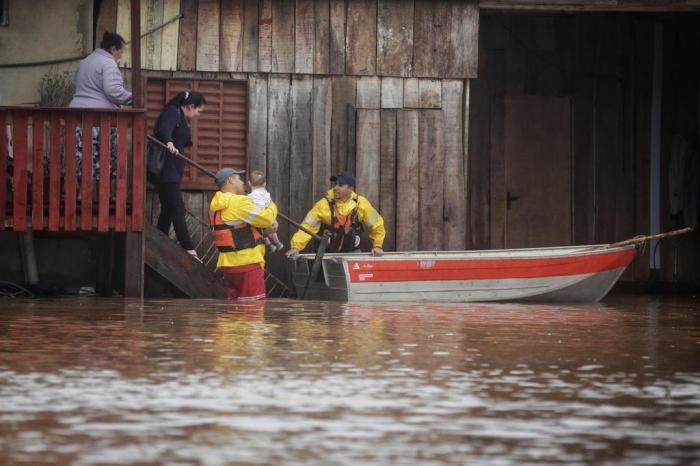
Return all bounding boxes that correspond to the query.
[1,296,699,465]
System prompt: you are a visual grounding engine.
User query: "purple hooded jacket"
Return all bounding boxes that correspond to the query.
[69,48,132,108]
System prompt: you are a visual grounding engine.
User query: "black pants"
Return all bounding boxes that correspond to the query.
[156,182,194,251]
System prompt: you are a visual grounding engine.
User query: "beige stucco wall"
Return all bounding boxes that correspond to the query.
[0,0,92,105]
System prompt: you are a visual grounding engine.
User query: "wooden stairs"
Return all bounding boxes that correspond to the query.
[144,223,226,298]
[143,204,292,299]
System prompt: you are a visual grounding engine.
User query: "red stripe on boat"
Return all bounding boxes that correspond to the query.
[346,248,636,283]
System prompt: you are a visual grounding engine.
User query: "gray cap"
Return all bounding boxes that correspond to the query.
[215,167,245,186]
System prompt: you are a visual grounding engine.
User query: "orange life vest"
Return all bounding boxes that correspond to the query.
[323,196,363,252]
[209,210,264,253]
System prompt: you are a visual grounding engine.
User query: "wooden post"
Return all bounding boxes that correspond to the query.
[131,0,142,108]
[125,0,145,298]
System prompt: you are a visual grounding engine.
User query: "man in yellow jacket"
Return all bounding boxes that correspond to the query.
[286,171,385,257]
[210,168,278,301]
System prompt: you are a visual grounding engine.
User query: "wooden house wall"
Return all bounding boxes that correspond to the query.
[98,2,700,287]
[110,0,479,78]
[98,0,478,260]
[470,12,700,285]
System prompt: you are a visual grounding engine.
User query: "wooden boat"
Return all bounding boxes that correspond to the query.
[291,244,639,303]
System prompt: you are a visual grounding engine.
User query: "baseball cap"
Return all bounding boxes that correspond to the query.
[330,171,356,187]
[215,167,245,186]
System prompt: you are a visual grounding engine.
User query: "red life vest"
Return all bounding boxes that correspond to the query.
[209,210,264,253]
[323,196,363,252]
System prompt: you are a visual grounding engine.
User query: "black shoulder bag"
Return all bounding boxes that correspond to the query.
[146,137,167,183]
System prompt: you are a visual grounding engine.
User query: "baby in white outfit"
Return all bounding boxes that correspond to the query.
[248,170,283,252]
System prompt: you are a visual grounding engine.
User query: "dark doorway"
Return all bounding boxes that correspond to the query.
[503,96,573,248]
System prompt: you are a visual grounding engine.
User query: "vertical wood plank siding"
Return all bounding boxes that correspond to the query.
[377,0,414,77]
[330,76,356,174]
[104,0,480,257]
[442,80,466,250]
[161,0,180,70]
[271,1,295,72]
[379,110,397,251]
[242,0,259,71]
[196,0,221,71]
[355,109,381,205]
[118,0,479,77]
[267,75,293,240]
[247,73,269,171]
[346,0,377,75]
[295,0,315,74]
[258,0,273,71]
[329,0,347,74]
[143,0,164,70]
[178,0,199,70]
[413,0,451,77]
[221,0,244,72]
[290,76,314,224]
[418,110,446,251]
[396,110,420,251]
[311,78,333,200]
[314,0,331,74]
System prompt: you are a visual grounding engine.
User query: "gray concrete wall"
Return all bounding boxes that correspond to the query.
[0,0,92,106]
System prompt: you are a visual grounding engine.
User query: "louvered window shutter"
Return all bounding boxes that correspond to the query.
[145,79,247,189]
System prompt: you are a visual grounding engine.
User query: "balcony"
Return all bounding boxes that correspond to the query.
[1,107,146,232]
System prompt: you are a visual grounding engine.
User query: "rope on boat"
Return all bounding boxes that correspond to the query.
[606,227,693,248]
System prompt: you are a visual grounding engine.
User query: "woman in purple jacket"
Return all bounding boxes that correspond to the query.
[70,31,132,108]
[70,31,132,181]
[153,91,207,261]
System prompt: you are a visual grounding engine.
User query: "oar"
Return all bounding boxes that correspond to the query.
[148,135,216,178]
[147,135,322,240]
[301,232,330,300]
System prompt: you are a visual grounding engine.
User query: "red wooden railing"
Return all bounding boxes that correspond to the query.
[1,107,145,232]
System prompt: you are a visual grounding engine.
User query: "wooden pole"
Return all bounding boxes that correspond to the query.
[130,0,142,108]
[124,0,144,298]
[607,227,693,248]
[147,135,323,241]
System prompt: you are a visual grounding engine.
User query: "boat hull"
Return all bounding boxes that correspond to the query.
[292,245,637,303]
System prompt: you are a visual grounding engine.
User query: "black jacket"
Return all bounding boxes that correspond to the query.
[154,105,192,183]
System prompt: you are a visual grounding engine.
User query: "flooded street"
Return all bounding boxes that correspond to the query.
[1,296,699,465]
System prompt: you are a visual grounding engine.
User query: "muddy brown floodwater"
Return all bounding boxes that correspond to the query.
[1,295,699,465]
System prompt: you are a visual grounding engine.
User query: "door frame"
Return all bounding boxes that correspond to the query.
[490,95,575,249]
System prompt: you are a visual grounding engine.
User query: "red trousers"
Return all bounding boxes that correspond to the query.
[222,263,266,301]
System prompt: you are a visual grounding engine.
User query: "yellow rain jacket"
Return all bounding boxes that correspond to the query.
[209,191,278,268]
[290,189,385,251]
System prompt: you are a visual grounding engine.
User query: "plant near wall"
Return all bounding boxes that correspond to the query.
[38,69,74,107]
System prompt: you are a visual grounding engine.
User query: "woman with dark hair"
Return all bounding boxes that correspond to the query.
[153,91,207,260]
[70,31,132,181]
[70,31,131,108]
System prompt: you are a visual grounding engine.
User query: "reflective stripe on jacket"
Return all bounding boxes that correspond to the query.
[209,191,278,268]
[290,189,385,252]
